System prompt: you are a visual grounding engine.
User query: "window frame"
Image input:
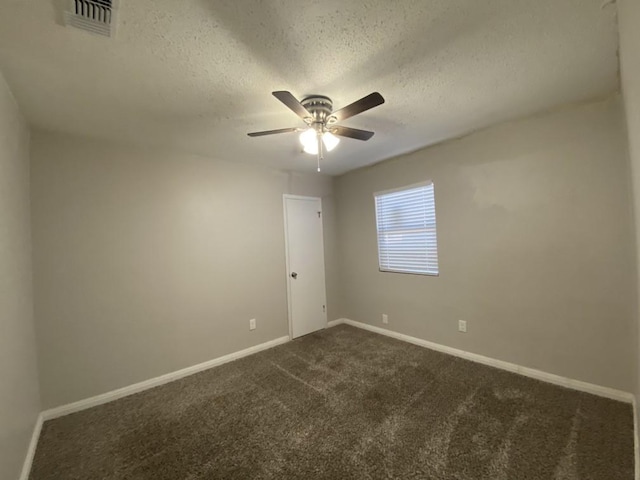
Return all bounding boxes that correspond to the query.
[373,180,439,277]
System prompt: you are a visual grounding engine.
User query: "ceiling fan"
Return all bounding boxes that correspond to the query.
[248,91,385,172]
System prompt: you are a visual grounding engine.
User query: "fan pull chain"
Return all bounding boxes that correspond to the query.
[317,132,323,172]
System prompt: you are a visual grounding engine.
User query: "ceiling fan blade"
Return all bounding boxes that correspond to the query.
[330,92,385,122]
[272,91,312,121]
[247,127,301,137]
[331,126,375,141]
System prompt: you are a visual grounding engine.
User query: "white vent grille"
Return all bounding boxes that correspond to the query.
[64,0,117,37]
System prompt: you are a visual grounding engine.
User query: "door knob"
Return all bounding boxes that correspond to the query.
[291,272,298,279]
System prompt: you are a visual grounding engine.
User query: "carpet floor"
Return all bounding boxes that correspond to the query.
[30,325,634,479]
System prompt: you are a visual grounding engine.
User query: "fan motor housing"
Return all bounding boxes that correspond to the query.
[301,96,334,124]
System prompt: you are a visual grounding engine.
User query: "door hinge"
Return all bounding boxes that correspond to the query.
[317,211,322,218]
[323,305,326,312]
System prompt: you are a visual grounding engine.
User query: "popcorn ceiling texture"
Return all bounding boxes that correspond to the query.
[30,325,633,479]
[0,0,620,175]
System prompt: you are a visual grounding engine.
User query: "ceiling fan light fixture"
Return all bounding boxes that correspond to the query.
[300,129,340,154]
[303,144,318,155]
[248,91,384,172]
[322,132,340,151]
[300,128,318,153]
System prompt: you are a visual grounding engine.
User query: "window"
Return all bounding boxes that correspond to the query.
[374,182,439,276]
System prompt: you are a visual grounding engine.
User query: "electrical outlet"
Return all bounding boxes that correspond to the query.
[458,320,467,333]
[249,318,256,331]
[382,314,389,324]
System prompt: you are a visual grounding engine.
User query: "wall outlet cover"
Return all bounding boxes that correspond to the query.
[458,320,467,333]
[249,318,256,331]
[382,314,389,324]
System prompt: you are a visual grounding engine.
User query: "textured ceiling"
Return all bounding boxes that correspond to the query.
[0,0,620,175]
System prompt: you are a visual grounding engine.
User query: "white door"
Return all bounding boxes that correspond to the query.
[283,195,327,339]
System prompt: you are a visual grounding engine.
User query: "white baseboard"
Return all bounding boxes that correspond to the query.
[22,320,637,478]
[19,413,43,480]
[42,335,290,421]
[330,318,634,403]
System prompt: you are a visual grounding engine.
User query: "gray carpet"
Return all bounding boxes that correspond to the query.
[30,325,634,479]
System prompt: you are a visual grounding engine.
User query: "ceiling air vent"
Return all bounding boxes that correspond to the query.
[64,0,118,37]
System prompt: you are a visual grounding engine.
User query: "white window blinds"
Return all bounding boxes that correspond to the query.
[374,182,439,276]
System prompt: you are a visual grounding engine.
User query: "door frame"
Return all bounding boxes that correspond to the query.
[283,194,327,340]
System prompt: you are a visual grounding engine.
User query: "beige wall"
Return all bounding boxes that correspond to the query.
[24,82,639,411]
[31,132,337,409]
[618,0,640,402]
[335,97,636,391]
[0,72,40,479]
